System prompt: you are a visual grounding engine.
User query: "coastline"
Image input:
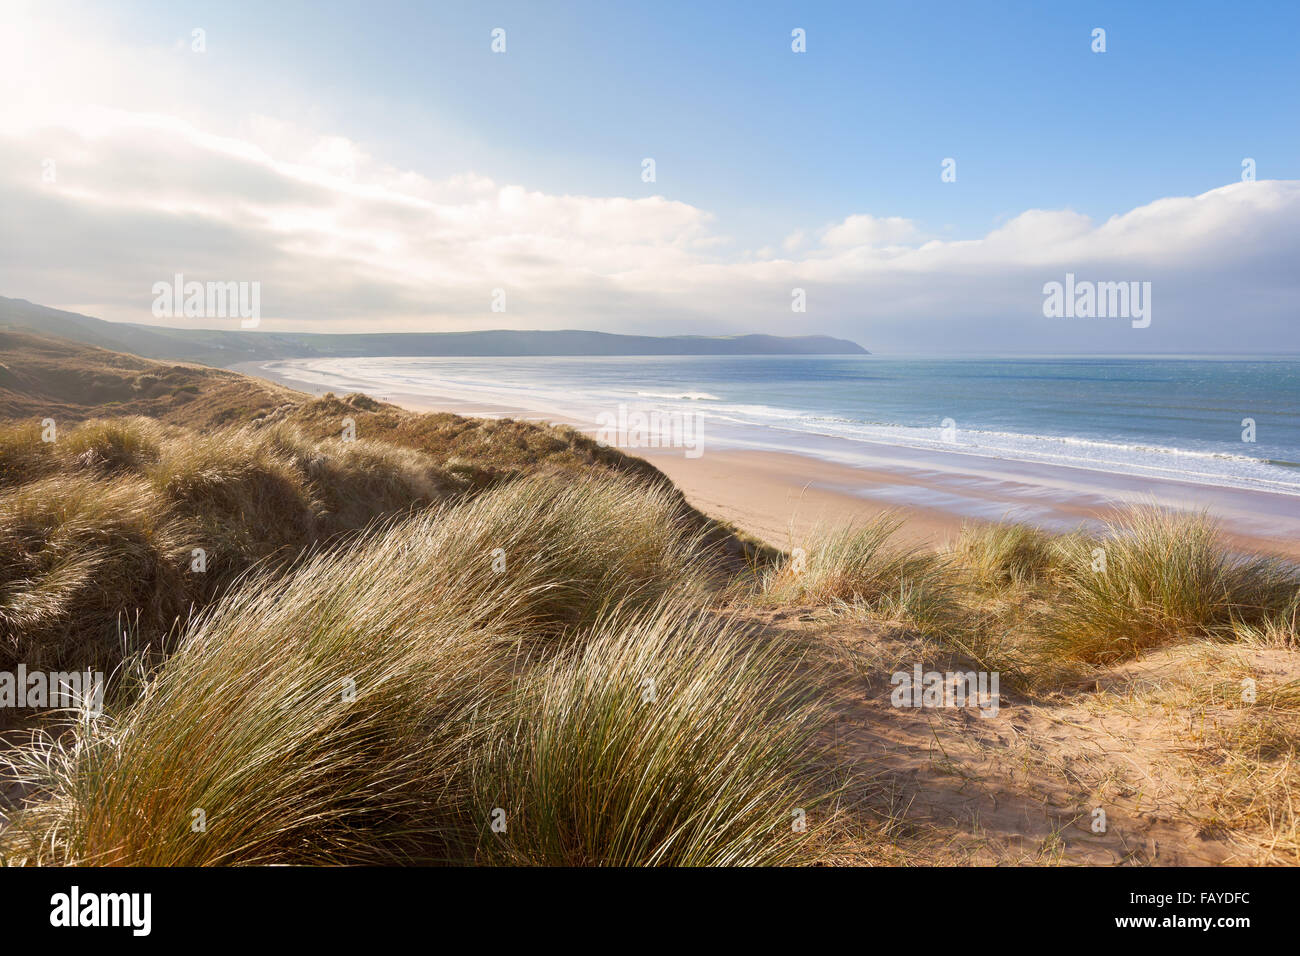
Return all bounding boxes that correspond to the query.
[239,359,1300,560]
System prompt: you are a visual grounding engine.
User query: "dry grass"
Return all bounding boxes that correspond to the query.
[473,603,829,865]
[4,343,1300,866]
[756,508,1300,694]
[0,330,299,429]
[0,416,466,672]
[0,385,766,677]
[1041,507,1300,664]
[945,520,1061,590]
[0,474,194,669]
[0,479,824,866]
[758,513,960,633]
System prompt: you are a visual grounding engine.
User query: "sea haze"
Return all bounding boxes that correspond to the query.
[266,354,1300,496]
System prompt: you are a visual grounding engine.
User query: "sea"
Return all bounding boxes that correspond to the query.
[266,354,1300,496]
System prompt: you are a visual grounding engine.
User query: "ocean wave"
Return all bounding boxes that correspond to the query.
[702,405,1300,493]
[265,357,1300,496]
[634,390,722,401]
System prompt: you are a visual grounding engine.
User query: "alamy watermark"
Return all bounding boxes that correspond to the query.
[0,665,104,715]
[50,886,150,936]
[891,664,999,717]
[1042,272,1151,328]
[595,404,705,459]
[152,274,260,328]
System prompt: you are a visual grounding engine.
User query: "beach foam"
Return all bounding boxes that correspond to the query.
[261,355,1300,497]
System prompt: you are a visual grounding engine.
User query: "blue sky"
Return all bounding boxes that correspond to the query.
[108,0,1299,244]
[2,0,1298,350]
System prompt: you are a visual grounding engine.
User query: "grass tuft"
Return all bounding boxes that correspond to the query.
[474,602,829,865]
[947,520,1060,590]
[760,513,961,636]
[0,478,821,866]
[1042,507,1300,664]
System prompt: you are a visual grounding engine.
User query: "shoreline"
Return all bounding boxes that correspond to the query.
[239,359,1300,560]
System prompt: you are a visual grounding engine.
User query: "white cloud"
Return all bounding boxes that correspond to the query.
[1,1,1296,351]
[819,214,922,249]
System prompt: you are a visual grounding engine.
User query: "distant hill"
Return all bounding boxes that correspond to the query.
[0,329,300,426]
[0,297,868,366]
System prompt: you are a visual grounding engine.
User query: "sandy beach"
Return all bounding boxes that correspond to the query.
[241,359,1300,560]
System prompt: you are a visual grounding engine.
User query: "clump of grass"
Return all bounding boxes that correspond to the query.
[0,419,472,672]
[59,417,165,476]
[760,513,961,635]
[0,421,56,487]
[0,418,168,488]
[1233,590,1300,648]
[0,410,730,676]
[394,470,723,638]
[474,602,830,866]
[155,423,465,564]
[0,530,511,864]
[1042,506,1300,664]
[947,520,1059,590]
[293,437,455,530]
[762,513,929,603]
[0,474,192,669]
[0,476,809,866]
[148,425,323,568]
[278,393,670,489]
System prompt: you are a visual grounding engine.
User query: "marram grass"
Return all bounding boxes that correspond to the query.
[0,472,826,866]
[759,512,962,636]
[473,602,830,866]
[946,520,1061,590]
[1042,506,1300,663]
[4,407,1300,866]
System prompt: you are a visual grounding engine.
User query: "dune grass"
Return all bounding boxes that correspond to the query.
[753,507,1299,690]
[4,396,1300,867]
[759,513,959,632]
[0,417,170,488]
[0,477,823,867]
[0,405,744,675]
[1232,590,1300,648]
[57,417,166,476]
[474,603,829,866]
[0,474,194,668]
[1198,674,1300,861]
[1042,507,1300,664]
[0,528,512,865]
[946,520,1061,590]
[0,416,466,672]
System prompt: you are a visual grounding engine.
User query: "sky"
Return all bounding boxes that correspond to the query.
[1,0,1297,352]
